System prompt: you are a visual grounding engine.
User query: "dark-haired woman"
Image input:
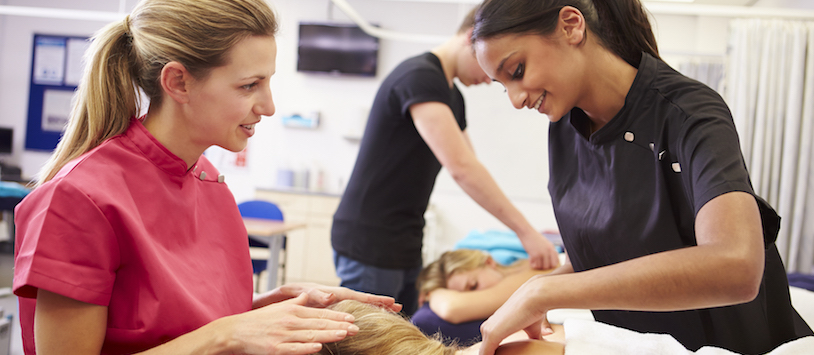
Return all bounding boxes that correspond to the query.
[469,1,813,355]
[12,0,399,354]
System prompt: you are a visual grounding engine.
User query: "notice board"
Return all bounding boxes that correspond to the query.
[25,34,90,151]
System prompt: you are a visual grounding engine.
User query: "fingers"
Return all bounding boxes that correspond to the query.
[541,318,554,337]
[329,288,403,312]
[478,322,501,355]
[523,319,545,340]
[531,244,560,270]
[268,342,324,355]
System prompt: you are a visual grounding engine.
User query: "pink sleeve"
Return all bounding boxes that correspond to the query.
[13,179,120,306]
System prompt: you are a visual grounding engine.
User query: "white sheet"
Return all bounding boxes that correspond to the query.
[558,286,814,355]
[563,318,814,355]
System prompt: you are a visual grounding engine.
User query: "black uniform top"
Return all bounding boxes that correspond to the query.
[332,53,466,269]
[548,53,812,354]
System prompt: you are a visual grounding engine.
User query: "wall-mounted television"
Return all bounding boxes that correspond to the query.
[297,22,379,77]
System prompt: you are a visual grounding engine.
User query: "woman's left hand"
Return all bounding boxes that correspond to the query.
[253,283,402,312]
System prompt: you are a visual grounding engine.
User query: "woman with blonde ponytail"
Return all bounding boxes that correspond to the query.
[13,1,398,354]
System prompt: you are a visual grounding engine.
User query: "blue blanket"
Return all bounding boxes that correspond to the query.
[0,181,30,198]
[453,229,529,265]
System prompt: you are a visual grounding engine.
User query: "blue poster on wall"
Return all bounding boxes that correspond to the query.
[25,34,90,151]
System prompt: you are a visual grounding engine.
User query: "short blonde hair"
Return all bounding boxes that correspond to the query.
[318,300,458,355]
[417,249,492,298]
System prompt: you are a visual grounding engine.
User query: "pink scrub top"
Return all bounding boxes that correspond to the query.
[13,118,254,354]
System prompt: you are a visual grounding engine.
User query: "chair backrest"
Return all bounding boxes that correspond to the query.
[238,200,284,221]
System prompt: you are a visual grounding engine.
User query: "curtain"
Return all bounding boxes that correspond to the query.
[679,60,726,94]
[725,19,814,274]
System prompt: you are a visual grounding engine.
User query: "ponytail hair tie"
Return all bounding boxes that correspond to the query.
[123,14,133,41]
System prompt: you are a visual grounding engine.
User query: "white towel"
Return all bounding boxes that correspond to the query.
[563,318,814,355]
[563,318,698,355]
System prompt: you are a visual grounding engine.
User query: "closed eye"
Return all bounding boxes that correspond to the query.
[511,63,525,80]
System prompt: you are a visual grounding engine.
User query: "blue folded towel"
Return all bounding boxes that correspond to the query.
[453,229,528,265]
[0,181,30,198]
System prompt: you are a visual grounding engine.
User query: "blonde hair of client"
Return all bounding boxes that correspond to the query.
[418,249,530,295]
[417,249,556,323]
[316,300,564,355]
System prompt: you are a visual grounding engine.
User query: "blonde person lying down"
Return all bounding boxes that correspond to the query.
[417,249,558,324]
[317,300,814,355]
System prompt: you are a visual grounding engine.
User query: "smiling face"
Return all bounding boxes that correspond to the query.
[184,35,277,153]
[446,263,504,292]
[474,29,588,123]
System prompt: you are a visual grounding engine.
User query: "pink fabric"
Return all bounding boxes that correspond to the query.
[13,119,253,354]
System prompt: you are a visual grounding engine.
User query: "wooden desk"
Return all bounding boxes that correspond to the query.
[243,218,306,291]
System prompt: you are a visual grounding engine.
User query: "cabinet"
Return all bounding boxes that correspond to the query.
[254,188,341,286]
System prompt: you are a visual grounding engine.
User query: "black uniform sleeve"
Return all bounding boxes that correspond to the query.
[391,67,452,119]
[675,111,754,216]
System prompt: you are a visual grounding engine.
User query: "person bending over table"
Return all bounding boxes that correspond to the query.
[469,0,812,354]
[330,5,560,317]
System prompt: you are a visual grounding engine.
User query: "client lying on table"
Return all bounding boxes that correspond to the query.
[413,249,559,343]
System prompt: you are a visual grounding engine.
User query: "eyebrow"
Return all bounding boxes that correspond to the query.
[242,70,275,81]
[495,51,517,76]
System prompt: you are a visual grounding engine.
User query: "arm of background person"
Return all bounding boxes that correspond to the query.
[427,268,553,324]
[35,290,360,355]
[411,102,559,270]
[478,191,765,355]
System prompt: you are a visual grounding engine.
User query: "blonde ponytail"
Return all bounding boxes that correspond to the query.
[36,19,138,186]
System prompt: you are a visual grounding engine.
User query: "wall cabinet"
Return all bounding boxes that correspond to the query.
[254,188,341,286]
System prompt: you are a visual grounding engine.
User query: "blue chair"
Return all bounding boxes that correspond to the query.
[238,200,285,291]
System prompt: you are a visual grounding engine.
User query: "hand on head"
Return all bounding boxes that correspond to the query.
[226,293,361,355]
[254,282,401,312]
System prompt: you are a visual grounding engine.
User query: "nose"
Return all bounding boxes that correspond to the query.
[507,85,527,110]
[255,84,276,117]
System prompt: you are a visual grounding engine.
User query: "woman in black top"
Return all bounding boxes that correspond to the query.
[469,0,813,354]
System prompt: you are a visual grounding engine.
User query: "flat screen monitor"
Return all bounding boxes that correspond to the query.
[0,128,12,154]
[297,22,379,77]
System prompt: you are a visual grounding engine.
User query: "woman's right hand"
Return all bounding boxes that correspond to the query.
[224,293,359,355]
[478,275,554,355]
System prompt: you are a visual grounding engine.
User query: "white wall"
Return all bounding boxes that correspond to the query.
[0,0,140,177]
[0,0,811,256]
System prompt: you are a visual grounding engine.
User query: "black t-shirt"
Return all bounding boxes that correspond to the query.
[332,52,466,269]
[548,52,812,354]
